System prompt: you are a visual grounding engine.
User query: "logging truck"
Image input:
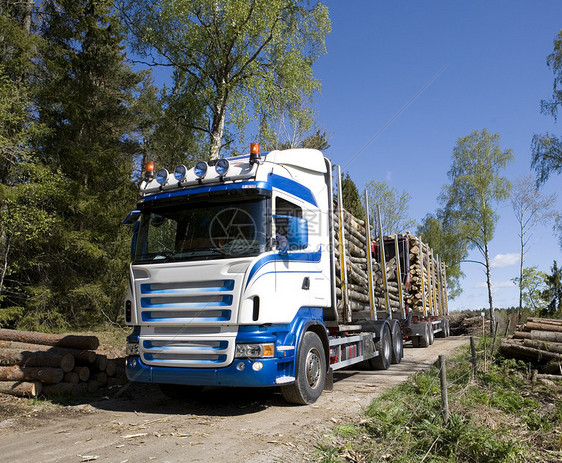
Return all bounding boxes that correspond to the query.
[123,145,449,404]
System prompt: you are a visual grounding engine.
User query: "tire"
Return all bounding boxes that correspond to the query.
[158,383,204,400]
[369,322,392,370]
[411,336,421,348]
[281,331,326,405]
[419,323,431,348]
[428,324,435,345]
[390,321,403,364]
[444,319,450,337]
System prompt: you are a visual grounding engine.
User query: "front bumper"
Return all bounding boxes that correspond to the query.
[126,355,292,387]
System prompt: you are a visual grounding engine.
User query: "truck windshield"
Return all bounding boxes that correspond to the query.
[133,197,269,263]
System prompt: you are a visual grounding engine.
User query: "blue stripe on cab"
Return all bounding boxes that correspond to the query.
[245,250,322,289]
[268,173,318,206]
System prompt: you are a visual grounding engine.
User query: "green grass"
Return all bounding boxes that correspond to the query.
[315,339,562,463]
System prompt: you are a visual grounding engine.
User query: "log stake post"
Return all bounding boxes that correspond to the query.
[441,261,449,315]
[439,355,450,424]
[428,247,436,316]
[394,235,405,319]
[418,238,427,316]
[376,205,391,316]
[470,337,477,378]
[363,190,376,319]
[435,254,445,316]
[336,166,350,322]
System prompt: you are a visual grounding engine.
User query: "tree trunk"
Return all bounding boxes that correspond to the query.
[484,242,495,334]
[518,224,524,324]
[21,0,34,33]
[209,83,228,159]
[0,340,97,363]
[0,380,41,397]
[525,321,562,333]
[0,365,64,384]
[0,328,99,350]
[42,382,75,396]
[0,235,10,299]
[0,347,75,372]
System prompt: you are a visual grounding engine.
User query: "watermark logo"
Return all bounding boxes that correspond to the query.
[209,208,257,254]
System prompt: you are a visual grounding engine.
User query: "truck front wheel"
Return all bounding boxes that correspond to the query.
[419,323,431,348]
[281,331,326,405]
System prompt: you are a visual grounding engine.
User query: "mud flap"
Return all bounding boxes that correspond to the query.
[324,367,334,391]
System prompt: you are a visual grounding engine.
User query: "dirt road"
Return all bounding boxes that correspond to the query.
[0,337,468,463]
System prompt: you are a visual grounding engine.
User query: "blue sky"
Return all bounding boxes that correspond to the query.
[313,1,562,310]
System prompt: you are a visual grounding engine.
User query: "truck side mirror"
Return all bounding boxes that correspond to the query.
[123,210,141,225]
[274,215,308,253]
[287,216,308,250]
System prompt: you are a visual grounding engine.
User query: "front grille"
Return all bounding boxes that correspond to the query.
[139,337,233,368]
[138,279,235,325]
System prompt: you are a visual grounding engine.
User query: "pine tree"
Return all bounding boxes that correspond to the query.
[341,173,365,219]
[28,0,147,327]
[0,1,64,325]
[540,261,562,317]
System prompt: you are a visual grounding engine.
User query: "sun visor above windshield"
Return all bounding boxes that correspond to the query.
[265,149,327,173]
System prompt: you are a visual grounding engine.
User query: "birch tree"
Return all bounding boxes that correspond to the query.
[532,29,562,249]
[120,0,330,159]
[532,30,562,186]
[365,181,416,235]
[440,129,513,333]
[510,175,557,322]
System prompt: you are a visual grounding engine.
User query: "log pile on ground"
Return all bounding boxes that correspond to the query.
[0,328,127,398]
[500,318,562,380]
[447,310,491,336]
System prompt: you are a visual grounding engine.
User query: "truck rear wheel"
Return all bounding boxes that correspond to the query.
[419,323,431,348]
[390,321,403,364]
[428,324,435,345]
[369,322,392,370]
[281,331,326,405]
[444,319,450,337]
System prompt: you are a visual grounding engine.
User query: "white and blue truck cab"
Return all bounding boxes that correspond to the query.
[124,144,401,404]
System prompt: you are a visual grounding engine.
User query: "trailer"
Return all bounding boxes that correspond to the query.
[123,145,446,404]
[371,233,450,347]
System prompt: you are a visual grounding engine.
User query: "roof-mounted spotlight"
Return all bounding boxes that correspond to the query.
[215,158,230,176]
[250,143,261,165]
[194,161,208,178]
[174,165,187,181]
[156,168,169,185]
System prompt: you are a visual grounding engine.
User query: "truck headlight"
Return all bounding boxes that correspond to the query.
[235,343,274,358]
[126,342,139,356]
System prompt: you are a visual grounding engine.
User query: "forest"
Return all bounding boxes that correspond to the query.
[1,1,561,331]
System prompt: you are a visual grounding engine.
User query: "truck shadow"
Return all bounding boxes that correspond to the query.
[88,381,293,417]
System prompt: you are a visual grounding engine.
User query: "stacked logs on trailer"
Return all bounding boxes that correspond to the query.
[0,328,126,398]
[406,233,447,315]
[334,208,371,322]
[372,238,403,314]
[500,318,562,381]
[333,207,407,321]
[333,207,448,322]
